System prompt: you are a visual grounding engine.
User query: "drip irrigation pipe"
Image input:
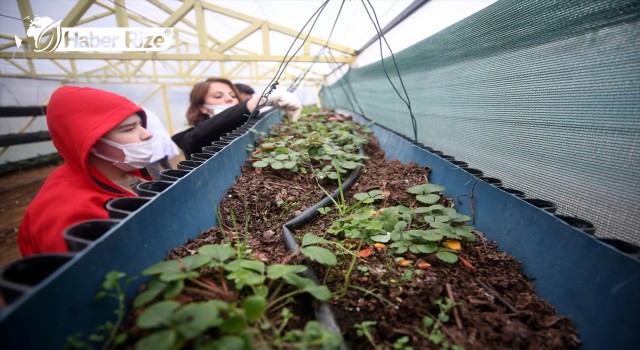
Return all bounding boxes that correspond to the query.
[281,146,365,345]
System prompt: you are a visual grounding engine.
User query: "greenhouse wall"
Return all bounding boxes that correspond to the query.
[320,0,640,247]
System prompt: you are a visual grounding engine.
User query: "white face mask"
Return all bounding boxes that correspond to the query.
[92,138,153,171]
[203,104,234,117]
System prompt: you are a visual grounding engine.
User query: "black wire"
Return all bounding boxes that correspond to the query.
[248,0,331,120]
[288,0,346,92]
[361,0,418,142]
[325,50,365,117]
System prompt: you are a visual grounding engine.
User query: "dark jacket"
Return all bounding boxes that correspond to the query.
[172,102,250,158]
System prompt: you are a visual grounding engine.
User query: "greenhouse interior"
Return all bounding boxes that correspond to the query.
[0,0,638,349]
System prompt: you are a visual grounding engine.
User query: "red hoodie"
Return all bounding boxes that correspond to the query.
[18,86,150,256]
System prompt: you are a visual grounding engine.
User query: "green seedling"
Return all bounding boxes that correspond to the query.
[354,320,379,349]
[65,271,135,350]
[415,298,465,350]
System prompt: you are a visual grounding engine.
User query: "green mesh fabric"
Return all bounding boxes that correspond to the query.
[320,0,640,245]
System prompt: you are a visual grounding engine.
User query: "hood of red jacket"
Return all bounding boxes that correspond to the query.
[46,86,146,175]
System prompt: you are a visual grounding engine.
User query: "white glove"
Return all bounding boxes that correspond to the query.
[264,92,302,121]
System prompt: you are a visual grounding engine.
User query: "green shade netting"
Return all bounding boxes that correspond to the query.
[320,0,640,246]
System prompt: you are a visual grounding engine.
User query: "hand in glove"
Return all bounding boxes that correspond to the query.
[263,92,302,121]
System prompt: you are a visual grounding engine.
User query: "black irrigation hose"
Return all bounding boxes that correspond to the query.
[280,146,365,344]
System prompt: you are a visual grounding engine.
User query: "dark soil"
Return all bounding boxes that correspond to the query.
[125,118,580,349]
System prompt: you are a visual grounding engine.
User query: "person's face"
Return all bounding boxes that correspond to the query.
[201,82,239,109]
[92,114,152,161]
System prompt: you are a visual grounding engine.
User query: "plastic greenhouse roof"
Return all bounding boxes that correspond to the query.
[0,0,496,87]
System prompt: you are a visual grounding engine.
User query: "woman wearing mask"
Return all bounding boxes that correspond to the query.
[18,86,153,256]
[172,77,301,158]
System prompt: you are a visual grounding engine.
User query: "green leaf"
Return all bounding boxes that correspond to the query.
[137,300,180,329]
[413,207,430,214]
[210,335,249,350]
[414,243,438,253]
[240,260,265,274]
[416,193,440,204]
[134,329,176,350]
[283,160,297,169]
[266,264,307,279]
[199,244,236,262]
[353,192,370,201]
[434,215,450,223]
[455,228,477,241]
[282,274,314,290]
[451,214,472,223]
[227,270,265,289]
[274,154,289,160]
[300,246,337,266]
[252,160,268,168]
[370,232,391,243]
[163,280,184,299]
[159,270,199,282]
[101,271,125,291]
[142,261,181,276]
[301,233,332,247]
[271,161,284,169]
[304,285,331,301]
[180,254,210,271]
[173,302,222,339]
[423,231,444,242]
[430,222,453,231]
[407,183,445,194]
[427,204,446,211]
[317,207,332,215]
[134,278,169,307]
[242,295,267,322]
[220,313,248,334]
[436,251,459,264]
[393,221,408,231]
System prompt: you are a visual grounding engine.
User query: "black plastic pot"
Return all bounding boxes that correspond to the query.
[523,198,558,213]
[598,238,640,259]
[449,160,469,168]
[177,160,203,171]
[160,169,190,182]
[219,135,238,142]
[202,145,224,155]
[462,167,484,178]
[440,155,455,161]
[554,215,596,235]
[497,187,526,198]
[105,197,151,219]
[191,153,214,162]
[63,219,121,252]
[0,253,74,304]
[136,181,173,198]
[480,176,503,187]
[211,140,227,148]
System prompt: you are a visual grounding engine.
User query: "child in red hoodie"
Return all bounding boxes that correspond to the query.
[18,86,153,256]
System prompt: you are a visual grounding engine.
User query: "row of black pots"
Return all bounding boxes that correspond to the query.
[371,127,639,261]
[0,116,268,306]
[180,118,258,165]
[0,178,181,304]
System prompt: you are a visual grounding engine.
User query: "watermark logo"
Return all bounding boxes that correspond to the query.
[16,16,173,52]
